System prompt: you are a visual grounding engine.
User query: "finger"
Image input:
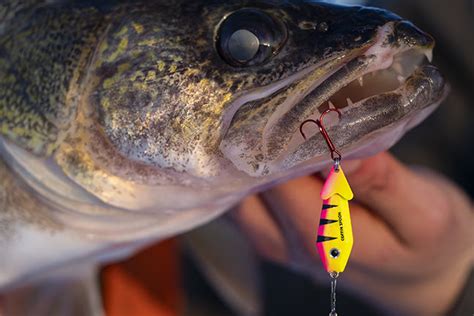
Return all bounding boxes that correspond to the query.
[344,152,457,246]
[409,167,474,257]
[260,175,405,272]
[261,175,324,261]
[231,195,287,263]
[349,202,408,275]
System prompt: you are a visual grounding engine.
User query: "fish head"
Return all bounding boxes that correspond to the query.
[217,2,446,177]
[1,1,446,239]
[91,1,445,179]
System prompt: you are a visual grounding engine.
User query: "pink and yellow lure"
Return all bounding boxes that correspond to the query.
[301,108,354,314]
[316,165,354,273]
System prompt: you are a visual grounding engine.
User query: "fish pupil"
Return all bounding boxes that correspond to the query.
[228,29,260,62]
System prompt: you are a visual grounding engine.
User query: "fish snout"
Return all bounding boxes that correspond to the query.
[393,20,435,50]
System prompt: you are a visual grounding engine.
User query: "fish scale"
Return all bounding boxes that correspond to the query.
[0,2,105,155]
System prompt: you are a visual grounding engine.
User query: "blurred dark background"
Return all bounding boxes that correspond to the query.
[182,1,473,315]
[378,0,474,197]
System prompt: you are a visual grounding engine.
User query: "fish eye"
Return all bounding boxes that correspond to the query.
[216,8,287,67]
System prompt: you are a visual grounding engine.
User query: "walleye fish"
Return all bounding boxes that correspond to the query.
[0,0,446,312]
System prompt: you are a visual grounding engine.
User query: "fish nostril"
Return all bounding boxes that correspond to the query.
[298,21,317,30]
[318,21,329,33]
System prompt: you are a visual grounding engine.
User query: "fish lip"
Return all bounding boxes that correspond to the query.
[221,21,444,176]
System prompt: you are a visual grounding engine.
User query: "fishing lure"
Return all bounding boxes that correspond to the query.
[300,108,354,316]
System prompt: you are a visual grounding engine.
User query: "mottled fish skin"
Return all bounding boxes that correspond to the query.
[0,0,446,289]
[0,2,106,155]
[89,1,399,175]
[0,1,402,173]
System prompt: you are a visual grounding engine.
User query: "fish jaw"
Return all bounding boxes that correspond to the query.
[220,21,446,176]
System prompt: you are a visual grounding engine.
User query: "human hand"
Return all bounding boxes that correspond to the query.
[232,152,473,315]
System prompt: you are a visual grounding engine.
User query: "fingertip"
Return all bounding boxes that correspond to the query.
[231,196,288,263]
[344,152,406,194]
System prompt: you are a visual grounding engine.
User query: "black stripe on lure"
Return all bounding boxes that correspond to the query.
[300,108,354,316]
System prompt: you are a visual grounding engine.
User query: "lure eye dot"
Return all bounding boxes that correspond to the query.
[330,248,340,258]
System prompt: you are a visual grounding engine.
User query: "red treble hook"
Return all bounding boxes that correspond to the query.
[299,108,342,161]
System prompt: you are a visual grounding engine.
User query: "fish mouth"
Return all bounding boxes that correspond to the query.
[220,22,447,176]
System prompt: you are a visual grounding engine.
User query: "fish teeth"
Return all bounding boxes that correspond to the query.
[346,97,354,107]
[357,76,364,87]
[423,49,433,62]
[328,100,336,109]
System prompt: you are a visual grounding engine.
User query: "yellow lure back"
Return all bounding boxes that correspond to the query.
[317,165,354,273]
